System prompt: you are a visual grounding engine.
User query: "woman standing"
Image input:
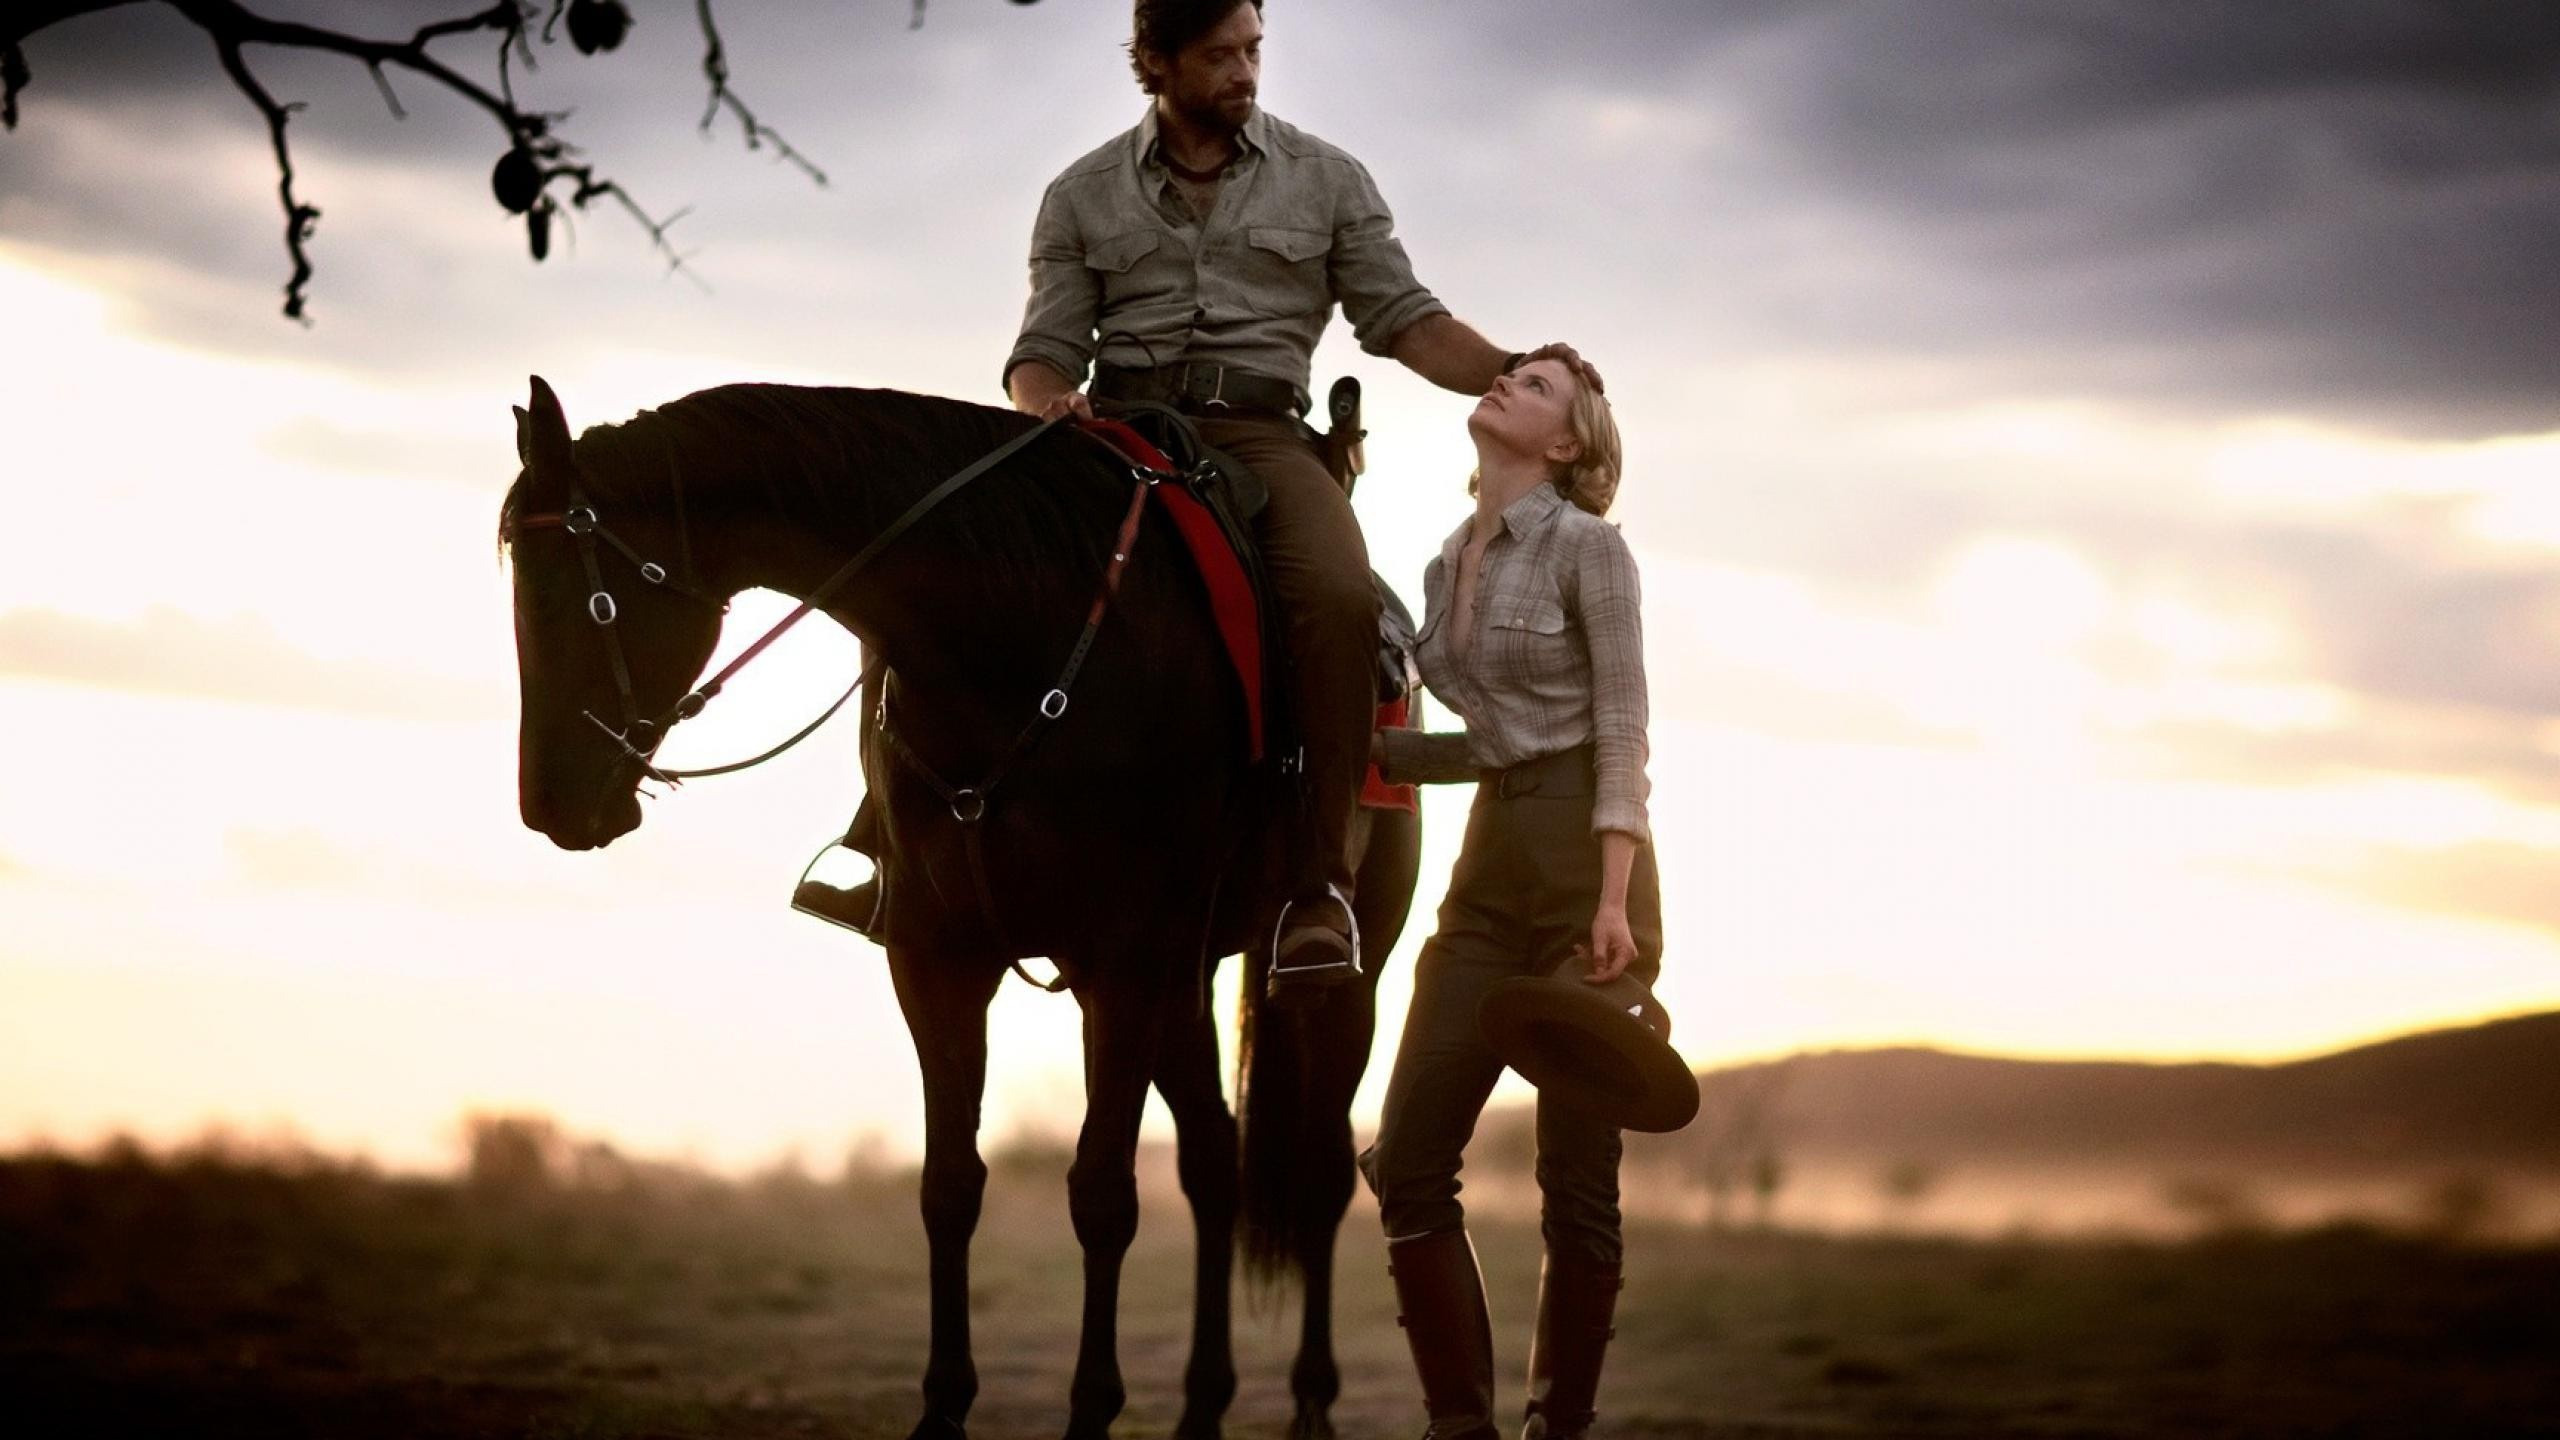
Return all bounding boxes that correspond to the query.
[1367,354,1656,1440]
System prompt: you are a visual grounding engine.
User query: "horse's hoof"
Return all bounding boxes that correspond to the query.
[909,1415,967,1440]
[1285,1411,1337,1440]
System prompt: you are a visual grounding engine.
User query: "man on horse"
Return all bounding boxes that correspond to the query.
[1001,0,1601,990]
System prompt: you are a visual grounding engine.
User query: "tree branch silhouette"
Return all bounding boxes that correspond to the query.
[1,0,990,322]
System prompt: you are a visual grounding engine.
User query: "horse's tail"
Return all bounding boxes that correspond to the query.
[1235,947,1354,1293]
[1235,807,1425,1293]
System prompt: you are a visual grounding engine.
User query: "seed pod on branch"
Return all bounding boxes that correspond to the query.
[527,200,553,262]
[565,0,632,57]
[492,146,543,214]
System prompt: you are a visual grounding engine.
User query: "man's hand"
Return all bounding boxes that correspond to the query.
[1513,341,1606,397]
[1007,360,1093,421]
[1037,391,1095,423]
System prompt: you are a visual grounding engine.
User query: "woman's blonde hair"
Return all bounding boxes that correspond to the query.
[1468,367,1625,517]
[1552,376,1623,517]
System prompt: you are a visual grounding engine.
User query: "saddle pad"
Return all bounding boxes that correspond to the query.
[1076,416,1268,761]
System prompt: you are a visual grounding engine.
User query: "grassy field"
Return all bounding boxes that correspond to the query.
[4,1143,2558,1439]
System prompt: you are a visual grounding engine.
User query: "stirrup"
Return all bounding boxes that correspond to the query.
[1267,883,1362,997]
[790,837,884,939]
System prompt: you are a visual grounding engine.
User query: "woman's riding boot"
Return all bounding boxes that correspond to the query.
[1520,1251,1621,1440]
[1387,1227,1501,1440]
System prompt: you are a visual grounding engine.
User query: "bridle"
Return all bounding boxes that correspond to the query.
[507,415,1070,793]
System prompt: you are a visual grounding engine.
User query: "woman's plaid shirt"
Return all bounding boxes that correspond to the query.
[1381,483,1652,843]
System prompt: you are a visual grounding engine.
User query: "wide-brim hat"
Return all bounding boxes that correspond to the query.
[1478,961,1700,1133]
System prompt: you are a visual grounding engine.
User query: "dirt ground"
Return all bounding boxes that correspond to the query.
[4,1149,2557,1439]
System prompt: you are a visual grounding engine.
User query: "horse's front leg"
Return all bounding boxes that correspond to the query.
[890,947,1006,1440]
[1153,987,1239,1440]
[1063,956,1175,1440]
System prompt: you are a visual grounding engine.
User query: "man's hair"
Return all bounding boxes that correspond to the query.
[1128,0,1262,94]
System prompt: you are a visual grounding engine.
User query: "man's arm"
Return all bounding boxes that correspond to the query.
[1388,313,1511,396]
[1003,177,1101,416]
[1390,315,1610,398]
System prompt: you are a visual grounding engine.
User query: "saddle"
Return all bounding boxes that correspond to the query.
[796,395,1418,945]
[1080,404,1418,825]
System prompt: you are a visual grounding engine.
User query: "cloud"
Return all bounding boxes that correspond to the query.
[1353,0,2560,440]
[0,606,480,720]
[14,1,2559,437]
[2276,840,2560,937]
[2123,704,2560,809]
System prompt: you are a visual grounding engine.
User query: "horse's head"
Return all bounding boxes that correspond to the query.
[500,376,725,850]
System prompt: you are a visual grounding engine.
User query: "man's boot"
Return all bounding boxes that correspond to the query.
[1268,883,1360,1007]
[1386,1227,1500,1440]
[1520,1251,1621,1440]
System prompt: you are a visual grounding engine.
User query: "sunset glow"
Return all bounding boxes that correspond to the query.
[6,0,2557,1176]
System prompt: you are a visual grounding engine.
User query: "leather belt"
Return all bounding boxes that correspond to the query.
[1485,744,1596,800]
[1093,362,1308,418]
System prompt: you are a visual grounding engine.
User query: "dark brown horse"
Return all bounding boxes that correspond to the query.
[500,376,1417,1440]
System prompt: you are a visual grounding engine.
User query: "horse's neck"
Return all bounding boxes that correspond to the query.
[695,419,1072,690]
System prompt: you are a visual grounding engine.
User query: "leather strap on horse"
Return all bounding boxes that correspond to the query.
[875,471,1154,981]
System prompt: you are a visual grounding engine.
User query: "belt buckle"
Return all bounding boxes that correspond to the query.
[1496,767,1526,800]
[1176,362,1228,410]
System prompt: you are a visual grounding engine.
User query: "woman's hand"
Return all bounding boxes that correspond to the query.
[1574,902,1637,983]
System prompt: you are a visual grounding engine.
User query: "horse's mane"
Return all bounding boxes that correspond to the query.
[499,383,1119,597]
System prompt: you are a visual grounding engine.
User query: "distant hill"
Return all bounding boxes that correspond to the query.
[1493,1011,2560,1175]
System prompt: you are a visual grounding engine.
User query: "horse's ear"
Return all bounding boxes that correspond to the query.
[522,375,577,503]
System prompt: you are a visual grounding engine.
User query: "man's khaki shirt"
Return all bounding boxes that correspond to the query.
[1004,106,1449,402]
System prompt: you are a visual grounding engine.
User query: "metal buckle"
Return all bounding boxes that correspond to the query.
[949,789,987,824]
[563,506,598,535]
[1180,362,1230,410]
[587,591,618,625]
[639,561,667,585]
[1039,688,1069,720]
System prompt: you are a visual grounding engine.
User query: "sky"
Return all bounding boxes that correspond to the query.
[4,0,2559,1173]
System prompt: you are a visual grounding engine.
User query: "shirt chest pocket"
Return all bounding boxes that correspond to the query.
[1484,594,1575,674]
[1241,225,1330,317]
[1086,229,1166,302]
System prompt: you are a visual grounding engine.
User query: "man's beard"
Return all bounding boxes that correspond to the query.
[1174,87,1254,137]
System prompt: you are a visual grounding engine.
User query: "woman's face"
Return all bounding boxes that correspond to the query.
[1469,358,1583,468]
